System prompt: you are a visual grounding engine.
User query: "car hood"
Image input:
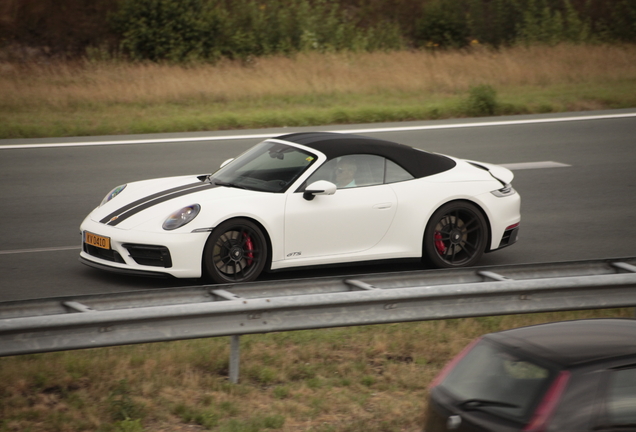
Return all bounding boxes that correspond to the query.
[90,175,263,231]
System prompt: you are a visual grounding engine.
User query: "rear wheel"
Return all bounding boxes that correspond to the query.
[423,202,487,268]
[203,219,267,283]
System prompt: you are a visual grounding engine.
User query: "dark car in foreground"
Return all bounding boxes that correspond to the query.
[425,318,636,432]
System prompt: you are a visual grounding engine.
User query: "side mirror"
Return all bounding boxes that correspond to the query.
[303,180,337,201]
[220,158,234,168]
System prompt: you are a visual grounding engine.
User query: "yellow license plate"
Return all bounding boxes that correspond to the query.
[85,231,111,250]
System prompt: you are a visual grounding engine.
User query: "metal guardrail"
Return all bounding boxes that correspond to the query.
[1,257,636,360]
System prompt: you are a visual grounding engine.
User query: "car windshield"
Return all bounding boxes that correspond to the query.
[211,141,318,193]
[438,339,555,422]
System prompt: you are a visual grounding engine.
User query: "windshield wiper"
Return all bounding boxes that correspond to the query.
[457,399,520,410]
[214,180,247,190]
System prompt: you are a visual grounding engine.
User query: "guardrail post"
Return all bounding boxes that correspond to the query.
[229,335,240,384]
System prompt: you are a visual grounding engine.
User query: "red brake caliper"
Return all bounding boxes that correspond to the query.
[244,234,254,266]
[434,231,446,255]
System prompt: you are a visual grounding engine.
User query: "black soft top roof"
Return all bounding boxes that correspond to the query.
[276,132,456,178]
[486,318,636,367]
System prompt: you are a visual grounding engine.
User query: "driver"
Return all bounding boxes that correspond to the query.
[334,158,358,188]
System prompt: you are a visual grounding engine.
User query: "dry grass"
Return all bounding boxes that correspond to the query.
[1,308,632,432]
[2,44,635,108]
[1,44,635,138]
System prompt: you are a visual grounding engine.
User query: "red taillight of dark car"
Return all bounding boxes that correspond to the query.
[523,370,571,432]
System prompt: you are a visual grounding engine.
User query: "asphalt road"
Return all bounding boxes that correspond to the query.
[1,109,635,302]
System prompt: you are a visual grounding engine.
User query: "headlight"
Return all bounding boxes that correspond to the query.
[162,204,201,230]
[100,184,127,206]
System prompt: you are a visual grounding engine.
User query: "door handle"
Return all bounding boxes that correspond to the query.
[373,203,393,210]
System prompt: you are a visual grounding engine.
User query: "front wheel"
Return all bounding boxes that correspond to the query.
[423,202,488,268]
[203,219,267,284]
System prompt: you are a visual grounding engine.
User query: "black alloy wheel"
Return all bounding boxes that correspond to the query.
[423,202,487,268]
[203,219,267,283]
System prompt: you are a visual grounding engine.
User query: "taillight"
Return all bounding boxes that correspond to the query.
[491,184,516,197]
[428,337,482,389]
[523,370,570,432]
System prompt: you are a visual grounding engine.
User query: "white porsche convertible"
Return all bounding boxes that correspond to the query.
[80,132,520,283]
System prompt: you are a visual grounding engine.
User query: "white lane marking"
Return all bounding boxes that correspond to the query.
[1,112,635,150]
[501,161,571,170]
[0,246,80,255]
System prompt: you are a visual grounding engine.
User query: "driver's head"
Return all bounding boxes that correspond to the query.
[335,158,357,187]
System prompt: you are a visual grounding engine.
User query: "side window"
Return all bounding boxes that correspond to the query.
[385,159,414,183]
[306,155,385,189]
[607,368,636,425]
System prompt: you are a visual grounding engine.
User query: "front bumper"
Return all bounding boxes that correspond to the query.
[79,256,171,278]
[79,217,210,278]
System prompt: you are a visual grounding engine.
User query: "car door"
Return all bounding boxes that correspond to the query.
[284,155,397,260]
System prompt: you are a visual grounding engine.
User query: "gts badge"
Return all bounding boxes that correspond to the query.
[286,251,302,257]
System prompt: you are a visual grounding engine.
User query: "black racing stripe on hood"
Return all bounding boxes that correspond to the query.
[106,183,218,226]
[100,182,214,226]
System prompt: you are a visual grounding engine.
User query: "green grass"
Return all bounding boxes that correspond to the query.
[1,308,632,431]
[1,44,635,139]
[2,80,635,140]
